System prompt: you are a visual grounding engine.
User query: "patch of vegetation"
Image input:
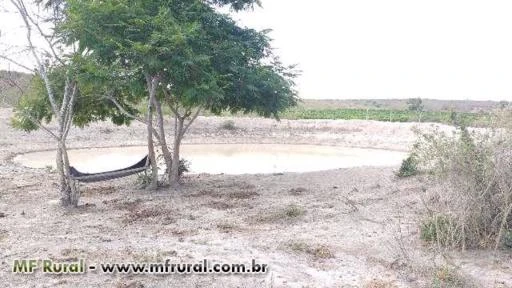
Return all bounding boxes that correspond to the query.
[115,280,145,288]
[420,215,460,247]
[284,204,306,218]
[289,187,308,195]
[363,280,398,288]
[413,110,512,249]
[227,190,259,199]
[280,107,490,126]
[216,222,236,233]
[503,230,512,249]
[178,159,190,176]
[135,172,153,188]
[123,206,172,224]
[220,120,237,130]
[135,159,189,188]
[256,204,306,223]
[431,266,470,288]
[287,241,334,259]
[396,155,418,178]
[204,200,235,210]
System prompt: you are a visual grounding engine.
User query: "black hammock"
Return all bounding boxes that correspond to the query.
[69,155,150,183]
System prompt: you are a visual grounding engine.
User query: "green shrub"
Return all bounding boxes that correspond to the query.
[420,215,461,247]
[396,155,418,177]
[504,230,512,249]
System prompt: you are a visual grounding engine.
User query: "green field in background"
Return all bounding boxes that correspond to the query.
[280,108,490,126]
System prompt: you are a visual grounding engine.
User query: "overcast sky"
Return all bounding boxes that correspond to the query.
[2,0,512,101]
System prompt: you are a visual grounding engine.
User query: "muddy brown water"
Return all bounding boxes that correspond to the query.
[13,144,407,175]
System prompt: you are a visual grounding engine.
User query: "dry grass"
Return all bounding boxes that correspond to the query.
[286,241,335,259]
[227,190,259,199]
[363,279,398,288]
[123,206,174,224]
[107,198,143,211]
[216,222,237,233]
[80,185,117,196]
[289,187,308,195]
[186,189,218,198]
[114,280,145,288]
[255,204,306,223]
[203,200,236,210]
[430,266,474,288]
[0,229,7,241]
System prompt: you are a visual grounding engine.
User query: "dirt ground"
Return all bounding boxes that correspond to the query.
[0,108,510,288]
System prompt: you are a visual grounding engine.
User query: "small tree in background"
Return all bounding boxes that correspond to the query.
[407,97,424,122]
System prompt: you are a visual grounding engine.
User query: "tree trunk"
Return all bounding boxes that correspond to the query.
[146,101,158,189]
[57,141,76,206]
[152,96,172,184]
[56,145,68,205]
[146,75,159,189]
[170,116,184,187]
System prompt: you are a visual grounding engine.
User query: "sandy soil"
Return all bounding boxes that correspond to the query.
[0,108,510,288]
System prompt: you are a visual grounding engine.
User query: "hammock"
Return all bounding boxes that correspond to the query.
[69,155,150,183]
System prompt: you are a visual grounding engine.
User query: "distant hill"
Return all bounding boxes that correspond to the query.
[0,70,33,107]
[301,98,508,113]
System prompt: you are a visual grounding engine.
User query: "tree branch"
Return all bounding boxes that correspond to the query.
[182,106,202,137]
[0,55,34,72]
[105,94,161,142]
[10,0,60,120]
[21,0,65,66]
[63,82,77,139]
[162,88,181,118]
[19,109,60,141]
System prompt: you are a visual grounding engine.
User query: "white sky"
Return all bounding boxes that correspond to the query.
[2,0,512,101]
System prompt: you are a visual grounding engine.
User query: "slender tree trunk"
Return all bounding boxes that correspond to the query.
[146,75,159,189]
[170,116,184,187]
[152,96,172,184]
[56,145,68,204]
[57,140,75,206]
[61,141,78,206]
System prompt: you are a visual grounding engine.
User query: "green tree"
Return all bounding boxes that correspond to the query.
[5,0,142,206]
[63,0,298,187]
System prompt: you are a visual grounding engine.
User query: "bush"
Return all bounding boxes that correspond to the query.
[413,112,512,249]
[420,215,461,247]
[136,158,190,187]
[178,159,189,176]
[431,266,469,288]
[504,230,512,249]
[396,155,418,177]
[220,120,236,130]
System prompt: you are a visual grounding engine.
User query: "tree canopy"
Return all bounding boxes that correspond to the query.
[61,0,298,118]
